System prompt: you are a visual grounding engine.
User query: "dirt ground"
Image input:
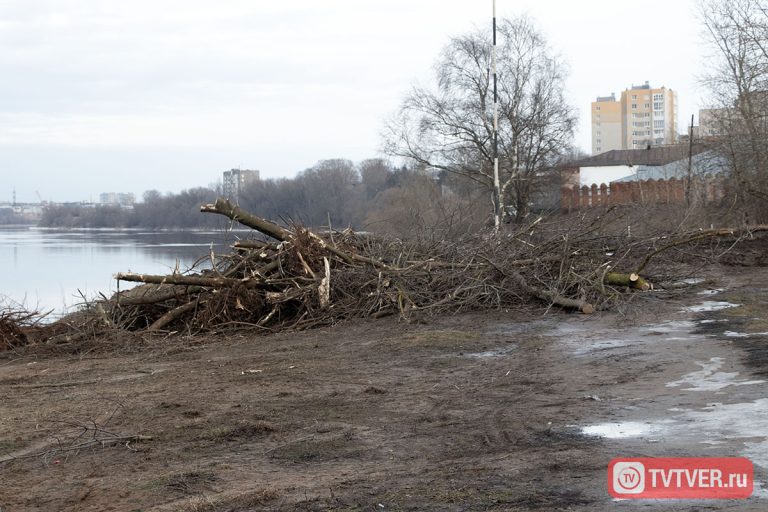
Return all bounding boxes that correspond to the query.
[2,265,768,511]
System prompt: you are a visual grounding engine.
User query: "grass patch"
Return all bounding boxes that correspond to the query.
[0,438,22,453]
[156,470,219,495]
[270,432,362,462]
[173,489,279,512]
[196,421,277,442]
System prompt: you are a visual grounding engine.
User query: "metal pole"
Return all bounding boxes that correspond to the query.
[685,113,694,206]
[492,0,501,228]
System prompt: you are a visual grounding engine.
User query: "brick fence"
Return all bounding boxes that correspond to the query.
[561,177,726,212]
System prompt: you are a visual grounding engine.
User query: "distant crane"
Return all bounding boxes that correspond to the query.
[35,190,45,205]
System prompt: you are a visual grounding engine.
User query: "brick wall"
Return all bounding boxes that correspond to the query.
[561,177,725,212]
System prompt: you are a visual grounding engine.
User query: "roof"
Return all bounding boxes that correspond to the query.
[612,150,730,182]
[573,145,708,168]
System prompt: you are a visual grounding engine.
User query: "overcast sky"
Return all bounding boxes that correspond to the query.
[1,0,706,203]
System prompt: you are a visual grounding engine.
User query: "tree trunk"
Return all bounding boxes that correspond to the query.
[604,272,651,291]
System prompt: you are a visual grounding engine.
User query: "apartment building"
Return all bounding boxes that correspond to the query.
[99,192,136,206]
[591,94,622,154]
[222,169,260,203]
[591,82,678,154]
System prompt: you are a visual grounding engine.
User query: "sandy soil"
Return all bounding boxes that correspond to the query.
[1,267,768,511]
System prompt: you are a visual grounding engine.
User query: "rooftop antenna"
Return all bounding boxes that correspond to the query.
[12,188,16,206]
[492,0,501,229]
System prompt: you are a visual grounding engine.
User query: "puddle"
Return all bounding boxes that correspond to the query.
[572,338,636,354]
[669,278,706,286]
[583,399,768,468]
[550,318,701,356]
[698,288,724,296]
[724,331,768,338]
[684,301,740,313]
[642,320,696,333]
[666,357,765,391]
[685,400,768,468]
[465,345,517,358]
[581,421,659,439]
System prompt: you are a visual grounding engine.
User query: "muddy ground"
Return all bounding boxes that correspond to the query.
[2,266,768,511]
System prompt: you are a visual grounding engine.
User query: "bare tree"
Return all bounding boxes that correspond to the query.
[359,158,394,200]
[700,0,768,218]
[297,159,363,228]
[384,16,576,223]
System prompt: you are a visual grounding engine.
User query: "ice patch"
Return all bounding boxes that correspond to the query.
[572,338,634,354]
[642,320,696,334]
[724,331,768,338]
[465,346,516,358]
[698,288,724,296]
[685,400,768,468]
[584,399,768,468]
[667,357,765,391]
[685,301,740,313]
[582,421,658,439]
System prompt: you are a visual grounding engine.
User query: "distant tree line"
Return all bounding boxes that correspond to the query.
[39,187,223,229]
[0,209,27,225]
[37,158,501,236]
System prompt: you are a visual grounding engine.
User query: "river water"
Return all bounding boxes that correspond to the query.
[0,227,236,317]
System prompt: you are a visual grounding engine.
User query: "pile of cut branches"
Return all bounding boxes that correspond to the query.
[35,199,768,341]
[0,303,47,351]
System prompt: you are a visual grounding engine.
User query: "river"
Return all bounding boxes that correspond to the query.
[0,227,236,317]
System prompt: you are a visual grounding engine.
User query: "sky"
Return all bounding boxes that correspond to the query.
[0,0,707,203]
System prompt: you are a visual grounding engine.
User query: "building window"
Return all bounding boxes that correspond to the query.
[632,94,637,100]
[654,102,664,110]
[644,103,650,108]
[596,106,601,111]
[631,103,637,109]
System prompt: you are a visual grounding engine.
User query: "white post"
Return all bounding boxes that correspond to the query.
[492,0,501,228]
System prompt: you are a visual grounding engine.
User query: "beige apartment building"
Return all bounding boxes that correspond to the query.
[591,82,678,154]
[591,94,622,154]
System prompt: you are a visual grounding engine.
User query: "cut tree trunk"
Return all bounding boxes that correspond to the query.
[115,272,262,289]
[604,272,651,291]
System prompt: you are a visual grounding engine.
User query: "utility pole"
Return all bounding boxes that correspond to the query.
[685,114,694,207]
[492,0,501,229]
